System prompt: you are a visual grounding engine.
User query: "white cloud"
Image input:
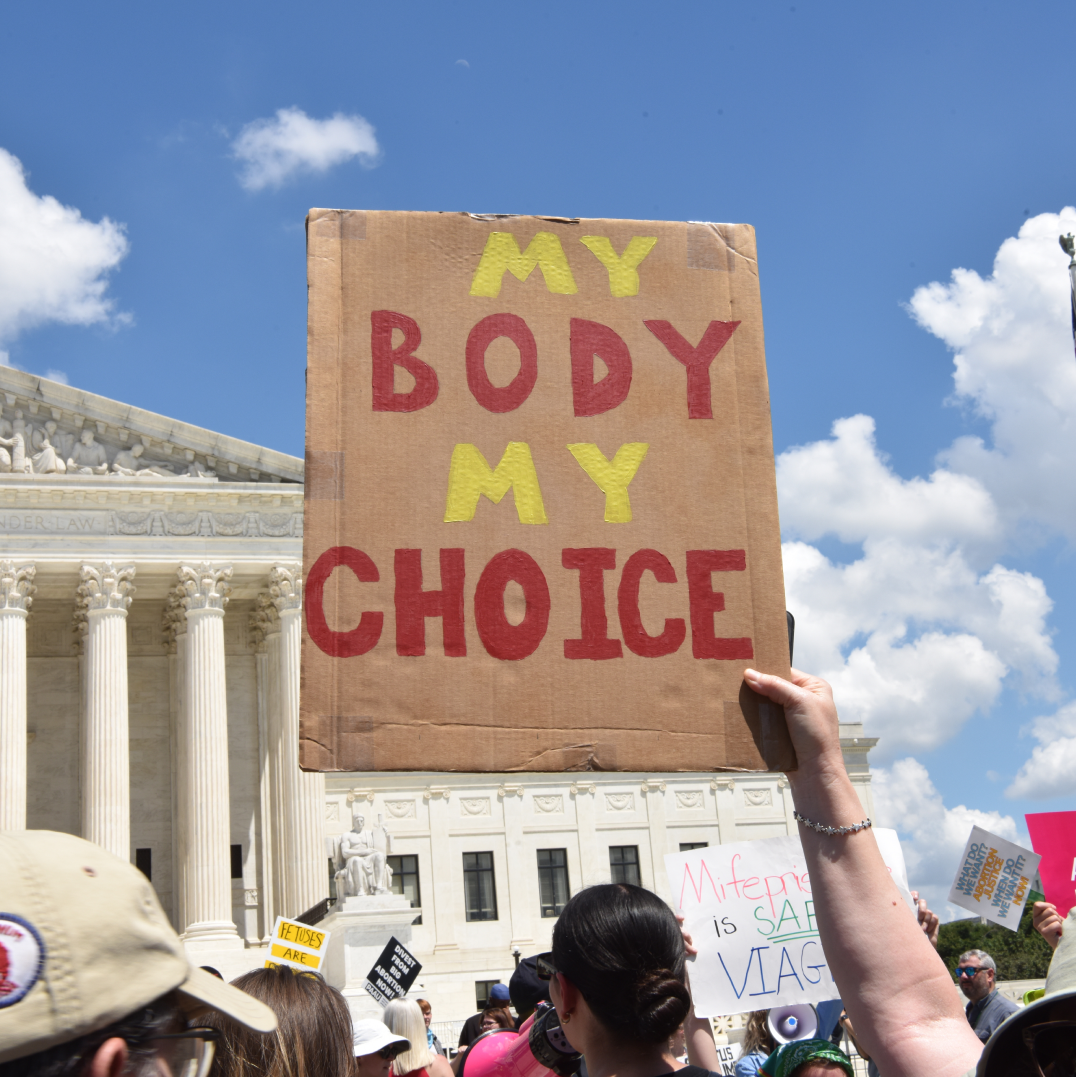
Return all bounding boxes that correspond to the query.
[232,107,380,191]
[44,368,68,385]
[0,148,129,345]
[778,414,997,547]
[1007,701,1076,798]
[909,208,1076,547]
[874,757,1021,919]
[783,533,1056,754]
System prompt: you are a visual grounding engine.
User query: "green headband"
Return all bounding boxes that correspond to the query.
[759,1038,854,1077]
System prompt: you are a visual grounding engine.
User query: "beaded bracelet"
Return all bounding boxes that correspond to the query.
[793,810,872,836]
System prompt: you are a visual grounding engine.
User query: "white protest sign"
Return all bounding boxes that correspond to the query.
[948,825,1040,930]
[265,916,331,972]
[665,829,912,1017]
[714,1042,741,1075]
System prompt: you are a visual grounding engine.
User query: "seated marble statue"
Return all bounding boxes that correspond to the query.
[336,813,394,897]
[31,422,67,474]
[111,443,177,477]
[0,430,30,474]
[67,429,109,475]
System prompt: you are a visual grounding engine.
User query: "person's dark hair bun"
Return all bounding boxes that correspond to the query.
[633,969,692,1041]
[551,884,691,1045]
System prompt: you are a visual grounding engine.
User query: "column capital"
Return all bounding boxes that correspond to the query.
[75,564,134,642]
[162,584,187,652]
[0,561,36,614]
[269,563,302,613]
[177,562,232,613]
[249,592,280,651]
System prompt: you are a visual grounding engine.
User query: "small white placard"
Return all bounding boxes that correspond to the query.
[947,825,1040,931]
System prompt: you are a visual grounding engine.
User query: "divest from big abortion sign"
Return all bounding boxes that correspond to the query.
[666,832,913,1017]
[301,211,792,773]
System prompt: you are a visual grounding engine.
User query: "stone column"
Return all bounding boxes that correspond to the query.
[76,563,135,859]
[641,779,670,902]
[176,563,238,943]
[498,784,533,953]
[570,782,599,886]
[250,593,277,939]
[0,561,35,830]
[164,587,189,933]
[271,564,327,917]
[426,787,458,953]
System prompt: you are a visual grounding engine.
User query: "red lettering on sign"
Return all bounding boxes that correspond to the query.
[474,549,550,659]
[686,550,753,659]
[617,549,686,657]
[466,313,538,413]
[570,318,633,417]
[371,311,439,412]
[643,319,741,419]
[562,548,622,659]
[394,549,466,657]
[306,547,384,657]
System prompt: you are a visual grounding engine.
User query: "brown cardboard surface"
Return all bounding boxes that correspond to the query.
[301,211,793,773]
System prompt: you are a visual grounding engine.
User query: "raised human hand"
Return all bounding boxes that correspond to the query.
[1033,901,1063,949]
[742,667,844,775]
[911,891,940,948]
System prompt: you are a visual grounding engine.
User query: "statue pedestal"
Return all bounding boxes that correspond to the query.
[320,895,422,1022]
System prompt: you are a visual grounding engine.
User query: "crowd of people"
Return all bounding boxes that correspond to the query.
[4,668,1076,1077]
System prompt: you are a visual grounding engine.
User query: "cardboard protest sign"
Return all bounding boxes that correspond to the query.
[302,210,792,773]
[1025,811,1076,918]
[364,936,422,1006]
[665,829,911,1017]
[714,1043,740,1075]
[264,916,330,971]
[948,825,1040,930]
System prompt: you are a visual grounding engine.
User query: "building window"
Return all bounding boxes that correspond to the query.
[388,854,422,925]
[475,980,500,1009]
[680,842,708,852]
[609,845,641,886]
[537,849,569,917]
[230,844,243,880]
[463,852,498,921]
[135,848,152,881]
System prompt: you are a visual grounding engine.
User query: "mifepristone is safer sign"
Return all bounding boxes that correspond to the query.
[301,211,792,773]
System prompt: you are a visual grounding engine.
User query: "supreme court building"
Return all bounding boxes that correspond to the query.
[0,366,878,1016]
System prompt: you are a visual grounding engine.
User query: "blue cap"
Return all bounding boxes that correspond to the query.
[489,983,511,1002]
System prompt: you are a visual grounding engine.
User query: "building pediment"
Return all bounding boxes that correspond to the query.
[0,367,302,484]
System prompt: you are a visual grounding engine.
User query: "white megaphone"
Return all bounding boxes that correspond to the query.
[766,1004,819,1044]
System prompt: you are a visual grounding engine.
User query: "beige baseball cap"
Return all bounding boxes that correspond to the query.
[0,830,277,1065]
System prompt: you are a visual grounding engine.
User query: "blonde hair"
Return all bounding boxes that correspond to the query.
[741,1010,776,1058]
[384,999,433,1076]
[203,965,353,1077]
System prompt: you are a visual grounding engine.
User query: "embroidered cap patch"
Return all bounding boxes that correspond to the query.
[0,914,45,1007]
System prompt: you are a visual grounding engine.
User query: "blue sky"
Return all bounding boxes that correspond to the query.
[3,0,1075,911]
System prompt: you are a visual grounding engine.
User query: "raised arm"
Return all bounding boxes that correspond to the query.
[743,667,981,1077]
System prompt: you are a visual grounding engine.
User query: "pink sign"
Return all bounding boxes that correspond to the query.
[1025,811,1076,918]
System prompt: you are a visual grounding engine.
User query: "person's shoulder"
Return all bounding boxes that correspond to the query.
[995,991,1020,1014]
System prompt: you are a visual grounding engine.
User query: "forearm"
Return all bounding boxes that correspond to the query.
[743,668,980,1077]
[683,1011,719,1070]
[789,762,979,1077]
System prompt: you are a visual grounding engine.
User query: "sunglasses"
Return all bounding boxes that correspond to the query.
[1022,1020,1076,1077]
[377,1048,401,1060]
[535,953,558,981]
[956,966,988,978]
[147,1028,220,1077]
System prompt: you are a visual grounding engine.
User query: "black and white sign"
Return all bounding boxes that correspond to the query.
[364,936,422,1006]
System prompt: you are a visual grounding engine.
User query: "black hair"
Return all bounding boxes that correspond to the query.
[551,883,690,1044]
[0,993,179,1077]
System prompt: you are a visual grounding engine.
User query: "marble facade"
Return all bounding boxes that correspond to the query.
[2,366,879,1017]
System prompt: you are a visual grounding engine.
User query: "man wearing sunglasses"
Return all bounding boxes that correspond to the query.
[0,830,277,1077]
[957,950,1018,1045]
